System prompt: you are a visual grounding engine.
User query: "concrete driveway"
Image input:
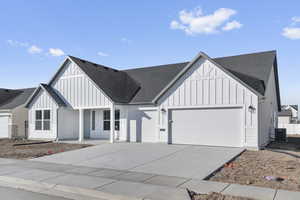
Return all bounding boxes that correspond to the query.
[33,143,244,179]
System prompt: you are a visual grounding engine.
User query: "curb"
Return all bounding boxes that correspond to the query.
[0,176,141,200]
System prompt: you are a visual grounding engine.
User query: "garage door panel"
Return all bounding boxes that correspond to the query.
[170,108,243,147]
[0,116,9,138]
[141,110,157,143]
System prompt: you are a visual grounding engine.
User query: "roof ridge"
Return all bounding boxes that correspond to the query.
[213,50,276,60]
[68,55,117,71]
[122,62,190,71]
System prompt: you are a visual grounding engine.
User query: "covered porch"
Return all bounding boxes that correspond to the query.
[75,104,123,143]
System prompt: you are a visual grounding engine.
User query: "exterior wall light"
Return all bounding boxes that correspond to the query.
[161,108,166,113]
[248,105,256,113]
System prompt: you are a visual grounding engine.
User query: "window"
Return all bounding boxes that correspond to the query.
[35,110,51,131]
[92,111,96,130]
[43,110,50,130]
[103,110,120,131]
[35,110,42,130]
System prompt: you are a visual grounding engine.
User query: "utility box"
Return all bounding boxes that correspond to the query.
[275,128,287,142]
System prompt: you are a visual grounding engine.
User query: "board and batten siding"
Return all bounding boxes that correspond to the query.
[28,90,58,139]
[158,58,259,148]
[51,60,112,109]
[258,66,278,147]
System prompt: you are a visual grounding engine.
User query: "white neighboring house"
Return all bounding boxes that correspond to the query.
[278,105,300,135]
[0,88,35,138]
[25,50,281,149]
[279,105,298,122]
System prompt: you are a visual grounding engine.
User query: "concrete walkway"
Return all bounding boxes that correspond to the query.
[0,158,299,200]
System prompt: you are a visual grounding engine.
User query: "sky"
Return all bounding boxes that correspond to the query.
[0,0,300,106]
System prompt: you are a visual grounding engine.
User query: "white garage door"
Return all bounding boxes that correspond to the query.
[0,116,9,138]
[169,107,243,147]
[141,110,157,142]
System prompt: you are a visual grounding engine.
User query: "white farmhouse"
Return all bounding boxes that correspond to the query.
[25,51,281,149]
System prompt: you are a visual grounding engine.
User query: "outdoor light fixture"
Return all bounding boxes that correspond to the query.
[161,108,166,113]
[248,105,256,112]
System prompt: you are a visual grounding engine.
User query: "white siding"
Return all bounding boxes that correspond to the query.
[52,61,112,109]
[126,105,158,142]
[158,58,259,148]
[258,67,278,147]
[28,90,58,139]
[278,116,291,124]
[57,108,79,139]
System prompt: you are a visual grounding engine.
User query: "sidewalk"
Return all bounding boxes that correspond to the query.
[0,158,299,200]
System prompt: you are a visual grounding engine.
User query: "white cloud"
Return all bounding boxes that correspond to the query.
[48,48,65,56]
[222,20,243,31]
[6,40,29,47]
[282,17,300,40]
[28,45,43,54]
[97,51,109,57]
[170,7,241,35]
[292,16,300,25]
[282,27,300,39]
[121,38,132,44]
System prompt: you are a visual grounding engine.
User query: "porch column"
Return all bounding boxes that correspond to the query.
[79,109,84,142]
[156,107,160,142]
[110,104,115,143]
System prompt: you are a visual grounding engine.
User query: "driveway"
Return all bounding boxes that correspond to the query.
[33,143,244,179]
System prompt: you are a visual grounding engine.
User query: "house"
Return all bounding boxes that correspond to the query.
[25,50,281,149]
[278,105,300,135]
[279,105,298,122]
[0,88,36,138]
[278,109,293,124]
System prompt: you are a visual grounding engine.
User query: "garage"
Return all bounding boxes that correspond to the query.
[169,107,243,147]
[0,115,9,138]
[141,110,157,142]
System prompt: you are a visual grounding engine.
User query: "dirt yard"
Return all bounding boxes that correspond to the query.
[190,192,255,200]
[0,139,91,159]
[209,135,300,191]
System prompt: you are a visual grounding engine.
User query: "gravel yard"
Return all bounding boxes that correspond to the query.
[209,135,300,191]
[0,139,91,159]
[191,192,255,200]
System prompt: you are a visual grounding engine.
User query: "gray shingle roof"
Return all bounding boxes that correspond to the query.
[282,105,298,111]
[123,62,189,104]
[278,110,292,116]
[69,56,140,103]
[40,84,66,107]
[0,88,36,110]
[290,105,298,111]
[213,51,276,90]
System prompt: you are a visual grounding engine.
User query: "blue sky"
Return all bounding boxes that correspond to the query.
[0,0,300,105]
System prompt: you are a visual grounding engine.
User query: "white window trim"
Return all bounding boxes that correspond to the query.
[103,110,120,131]
[35,109,51,131]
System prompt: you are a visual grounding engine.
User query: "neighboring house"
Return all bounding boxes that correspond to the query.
[278,110,293,124]
[25,50,281,149]
[278,105,300,134]
[0,88,36,138]
[280,105,298,122]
